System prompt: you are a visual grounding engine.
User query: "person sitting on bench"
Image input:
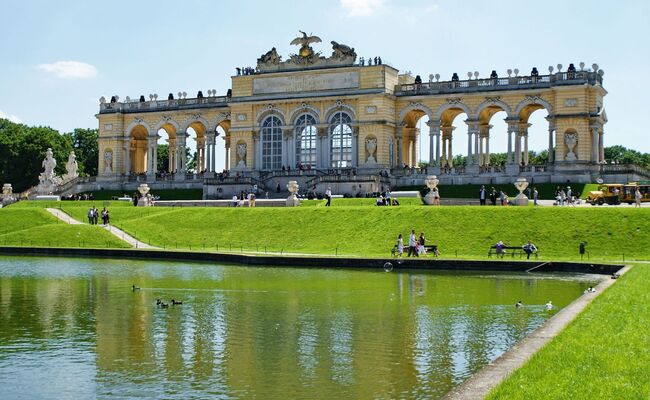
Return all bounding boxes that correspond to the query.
[495,241,506,258]
[522,240,537,259]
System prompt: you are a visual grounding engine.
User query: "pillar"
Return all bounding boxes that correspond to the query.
[591,126,599,164]
[547,118,555,164]
[176,132,187,178]
[396,125,403,166]
[523,131,529,165]
[352,127,359,167]
[506,120,518,165]
[599,131,605,163]
[428,120,441,166]
[123,138,131,174]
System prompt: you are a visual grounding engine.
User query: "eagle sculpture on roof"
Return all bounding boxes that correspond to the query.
[290,31,322,58]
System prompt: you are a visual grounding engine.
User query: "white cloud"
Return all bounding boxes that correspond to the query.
[340,0,386,17]
[38,61,98,79]
[0,110,21,123]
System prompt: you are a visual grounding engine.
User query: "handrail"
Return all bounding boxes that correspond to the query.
[395,71,602,96]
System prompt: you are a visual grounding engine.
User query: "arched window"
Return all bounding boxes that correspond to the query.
[295,114,317,167]
[261,116,283,170]
[388,136,395,167]
[329,111,353,167]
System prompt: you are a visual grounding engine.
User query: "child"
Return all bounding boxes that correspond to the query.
[396,234,404,257]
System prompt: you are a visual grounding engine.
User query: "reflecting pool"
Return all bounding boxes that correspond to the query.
[0,256,599,399]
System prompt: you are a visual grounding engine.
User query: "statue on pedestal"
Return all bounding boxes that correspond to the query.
[365,137,377,164]
[64,151,79,181]
[37,148,61,195]
[236,143,247,168]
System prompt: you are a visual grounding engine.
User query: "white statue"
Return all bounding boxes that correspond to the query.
[64,151,79,180]
[365,137,377,164]
[565,132,578,161]
[104,150,113,173]
[41,148,57,181]
[37,148,61,195]
[236,143,247,168]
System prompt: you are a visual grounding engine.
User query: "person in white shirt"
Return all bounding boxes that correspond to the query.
[325,187,332,206]
[407,229,417,257]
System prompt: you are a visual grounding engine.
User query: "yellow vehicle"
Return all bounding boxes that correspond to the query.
[587,182,650,205]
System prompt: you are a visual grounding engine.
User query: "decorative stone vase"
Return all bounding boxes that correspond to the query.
[286,180,300,207]
[564,132,578,161]
[365,138,377,164]
[423,175,439,205]
[512,177,529,206]
[137,184,150,206]
[2,183,15,206]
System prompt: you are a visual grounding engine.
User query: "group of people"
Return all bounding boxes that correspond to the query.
[87,206,110,225]
[395,229,439,257]
[554,186,580,206]
[62,193,95,201]
[232,191,256,207]
[494,240,538,259]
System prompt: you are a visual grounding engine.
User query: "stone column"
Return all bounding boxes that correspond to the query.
[123,138,131,174]
[253,131,261,170]
[175,132,188,179]
[591,126,599,164]
[225,137,231,171]
[317,127,327,169]
[599,130,605,163]
[447,133,453,167]
[352,127,359,167]
[396,125,403,166]
[522,125,530,165]
[506,120,518,165]
[546,118,555,164]
[146,136,156,177]
[427,120,441,166]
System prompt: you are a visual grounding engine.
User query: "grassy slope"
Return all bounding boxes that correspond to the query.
[12,201,649,260]
[0,207,131,248]
[487,264,650,399]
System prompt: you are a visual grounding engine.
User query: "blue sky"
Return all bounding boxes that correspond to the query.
[1,0,648,164]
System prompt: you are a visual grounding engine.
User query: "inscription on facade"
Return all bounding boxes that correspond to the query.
[253,72,359,95]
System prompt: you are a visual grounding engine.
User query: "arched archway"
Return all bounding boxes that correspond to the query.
[128,124,149,174]
[476,104,510,168]
[437,104,470,169]
[400,109,429,168]
[515,99,552,166]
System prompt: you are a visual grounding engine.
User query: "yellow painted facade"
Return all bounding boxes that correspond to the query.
[96,37,606,187]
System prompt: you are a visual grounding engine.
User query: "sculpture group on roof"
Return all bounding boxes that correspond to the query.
[256,31,357,72]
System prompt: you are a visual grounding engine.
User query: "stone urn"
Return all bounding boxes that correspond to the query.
[512,177,529,206]
[137,183,151,206]
[236,143,247,168]
[286,180,300,207]
[423,175,439,205]
[2,183,14,205]
[564,132,578,161]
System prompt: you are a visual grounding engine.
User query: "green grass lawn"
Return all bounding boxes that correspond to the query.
[10,201,648,260]
[487,263,650,399]
[0,207,130,248]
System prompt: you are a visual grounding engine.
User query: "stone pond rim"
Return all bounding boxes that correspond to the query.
[0,246,623,275]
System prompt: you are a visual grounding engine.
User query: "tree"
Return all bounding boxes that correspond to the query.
[157,144,169,172]
[64,128,98,176]
[0,119,72,191]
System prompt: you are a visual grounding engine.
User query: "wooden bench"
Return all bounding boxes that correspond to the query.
[391,244,439,257]
[488,245,539,259]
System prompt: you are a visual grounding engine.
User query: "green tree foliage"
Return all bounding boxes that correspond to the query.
[63,128,98,176]
[604,145,650,167]
[0,119,72,191]
[157,144,169,172]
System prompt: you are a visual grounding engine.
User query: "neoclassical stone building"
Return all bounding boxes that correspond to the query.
[95,33,613,198]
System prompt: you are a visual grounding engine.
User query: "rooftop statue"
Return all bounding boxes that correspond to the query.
[331,41,356,61]
[258,47,281,65]
[290,31,322,58]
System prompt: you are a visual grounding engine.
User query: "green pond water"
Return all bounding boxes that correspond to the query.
[0,256,600,399]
